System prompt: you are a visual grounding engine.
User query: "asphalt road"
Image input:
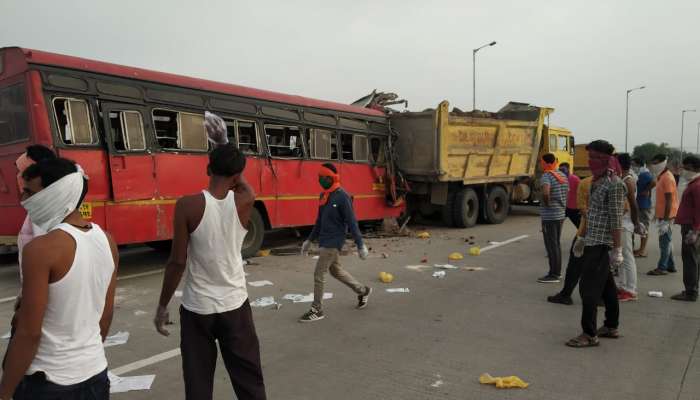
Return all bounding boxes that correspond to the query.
[1,206,699,399]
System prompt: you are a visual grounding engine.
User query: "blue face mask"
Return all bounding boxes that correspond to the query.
[559,166,570,177]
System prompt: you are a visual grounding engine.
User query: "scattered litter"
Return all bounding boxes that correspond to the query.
[379,271,394,283]
[282,293,333,303]
[104,331,130,348]
[417,231,431,239]
[256,249,271,257]
[134,310,148,316]
[488,241,500,245]
[430,376,444,388]
[469,247,481,256]
[174,290,183,298]
[270,247,299,256]
[250,296,277,308]
[248,280,274,287]
[381,252,389,259]
[432,271,446,279]
[386,288,410,293]
[109,372,156,394]
[1,332,10,340]
[448,252,464,261]
[479,373,529,389]
[405,265,431,272]
[648,291,663,298]
[465,267,486,271]
[434,264,459,270]
[312,255,320,260]
[421,256,428,263]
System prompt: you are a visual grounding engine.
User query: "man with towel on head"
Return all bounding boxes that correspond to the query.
[0,157,119,399]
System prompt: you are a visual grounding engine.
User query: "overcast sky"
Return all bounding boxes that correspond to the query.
[2,0,699,152]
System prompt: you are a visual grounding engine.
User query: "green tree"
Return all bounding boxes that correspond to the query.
[632,142,685,164]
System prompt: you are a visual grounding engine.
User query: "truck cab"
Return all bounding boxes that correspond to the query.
[540,126,575,169]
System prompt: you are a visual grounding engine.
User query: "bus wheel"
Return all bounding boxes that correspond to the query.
[441,190,456,227]
[454,187,479,228]
[484,186,510,224]
[242,208,265,259]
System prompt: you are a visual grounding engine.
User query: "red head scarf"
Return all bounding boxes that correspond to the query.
[319,166,341,205]
[588,150,622,179]
[540,158,566,184]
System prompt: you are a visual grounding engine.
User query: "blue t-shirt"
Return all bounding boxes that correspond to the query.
[636,171,653,209]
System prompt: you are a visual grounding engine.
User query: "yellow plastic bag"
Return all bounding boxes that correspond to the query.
[379,272,394,283]
[469,246,481,256]
[256,249,271,257]
[479,373,529,389]
[417,231,431,239]
[448,252,464,261]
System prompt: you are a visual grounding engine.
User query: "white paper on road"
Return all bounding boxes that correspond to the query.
[1,331,10,340]
[108,371,155,394]
[248,280,274,287]
[283,293,333,302]
[432,271,446,279]
[250,296,277,307]
[134,310,148,316]
[104,331,129,348]
[405,265,431,272]
[386,288,410,293]
[174,290,183,298]
[648,291,663,297]
[434,264,458,270]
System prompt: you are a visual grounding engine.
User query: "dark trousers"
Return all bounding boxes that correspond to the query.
[180,301,267,400]
[560,238,584,297]
[565,208,581,229]
[542,220,564,276]
[579,245,619,336]
[681,225,700,296]
[13,369,109,400]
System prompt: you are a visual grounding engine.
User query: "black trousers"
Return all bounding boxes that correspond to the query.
[542,220,564,276]
[560,238,584,297]
[180,301,267,400]
[566,208,581,229]
[579,245,619,336]
[681,225,700,296]
[13,369,109,400]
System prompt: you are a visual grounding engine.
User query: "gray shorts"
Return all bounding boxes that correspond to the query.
[639,207,654,228]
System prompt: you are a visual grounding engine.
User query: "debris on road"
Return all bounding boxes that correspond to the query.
[381,252,389,259]
[104,331,130,348]
[386,288,410,293]
[469,247,481,256]
[432,271,446,279]
[417,231,431,239]
[448,252,464,261]
[248,280,274,287]
[283,293,333,303]
[421,254,428,263]
[1,332,10,340]
[405,265,431,272]
[434,264,459,270]
[648,291,663,298]
[312,255,320,260]
[256,249,271,257]
[479,373,529,389]
[430,374,444,388]
[465,267,486,271]
[109,371,156,394]
[134,310,148,316]
[250,296,277,308]
[379,272,394,283]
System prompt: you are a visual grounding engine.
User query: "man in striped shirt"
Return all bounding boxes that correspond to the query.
[538,153,569,283]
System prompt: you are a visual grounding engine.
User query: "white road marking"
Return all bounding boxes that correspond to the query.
[111,348,181,376]
[0,296,16,304]
[479,235,529,253]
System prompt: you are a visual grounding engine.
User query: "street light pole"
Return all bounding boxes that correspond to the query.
[472,41,497,110]
[681,109,696,161]
[624,85,645,152]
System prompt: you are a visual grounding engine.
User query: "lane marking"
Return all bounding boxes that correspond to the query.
[111,348,181,376]
[479,235,529,253]
[0,296,16,304]
[117,269,165,281]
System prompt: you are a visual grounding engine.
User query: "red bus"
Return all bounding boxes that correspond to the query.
[0,47,403,257]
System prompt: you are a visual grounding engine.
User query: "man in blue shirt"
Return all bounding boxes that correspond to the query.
[299,163,370,322]
[632,157,655,257]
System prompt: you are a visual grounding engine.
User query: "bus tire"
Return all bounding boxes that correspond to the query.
[453,187,479,228]
[484,186,510,224]
[441,190,456,227]
[242,208,265,259]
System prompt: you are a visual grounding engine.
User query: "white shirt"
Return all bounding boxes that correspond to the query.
[182,190,248,315]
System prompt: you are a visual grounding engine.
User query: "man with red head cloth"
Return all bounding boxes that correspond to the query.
[299,163,371,322]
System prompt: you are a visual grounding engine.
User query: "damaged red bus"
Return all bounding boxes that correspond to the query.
[0,47,403,257]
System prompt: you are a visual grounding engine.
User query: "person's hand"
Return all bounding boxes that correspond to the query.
[634,223,648,237]
[358,244,369,260]
[301,240,311,256]
[610,247,624,267]
[658,219,671,235]
[684,230,699,245]
[572,236,585,258]
[154,305,171,337]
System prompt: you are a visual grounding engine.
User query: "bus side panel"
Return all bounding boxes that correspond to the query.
[153,153,208,198]
[340,163,400,220]
[57,148,111,201]
[271,158,321,227]
[106,204,160,244]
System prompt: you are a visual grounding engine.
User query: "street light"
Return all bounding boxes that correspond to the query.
[624,85,645,152]
[473,41,497,110]
[681,108,696,161]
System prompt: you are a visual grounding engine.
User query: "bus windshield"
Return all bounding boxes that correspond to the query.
[0,82,29,145]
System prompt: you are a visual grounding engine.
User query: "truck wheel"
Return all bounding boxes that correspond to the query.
[242,208,265,259]
[441,190,456,227]
[484,186,510,224]
[453,188,479,228]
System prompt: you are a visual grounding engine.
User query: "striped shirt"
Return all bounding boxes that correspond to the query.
[584,175,626,247]
[540,171,569,221]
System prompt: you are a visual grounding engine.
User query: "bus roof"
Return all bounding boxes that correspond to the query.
[5,47,385,118]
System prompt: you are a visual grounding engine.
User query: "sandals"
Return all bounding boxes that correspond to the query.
[566,334,600,348]
[596,326,620,338]
[634,251,648,258]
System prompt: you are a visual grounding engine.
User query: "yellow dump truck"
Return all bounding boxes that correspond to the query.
[391,101,574,227]
[573,143,591,178]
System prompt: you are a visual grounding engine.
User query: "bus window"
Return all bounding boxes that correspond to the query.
[153,109,178,149]
[0,83,29,145]
[53,98,97,145]
[179,113,207,151]
[353,135,369,162]
[153,109,207,151]
[110,110,146,151]
[370,137,386,165]
[548,135,557,152]
[340,134,353,161]
[265,124,303,158]
[330,133,338,160]
[308,128,332,159]
[224,119,237,146]
[559,136,568,152]
[236,120,259,155]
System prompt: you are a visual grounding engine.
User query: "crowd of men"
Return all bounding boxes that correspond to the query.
[537,140,700,347]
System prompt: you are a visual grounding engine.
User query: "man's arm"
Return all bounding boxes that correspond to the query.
[340,194,363,247]
[625,179,640,226]
[663,192,673,220]
[692,182,700,231]
[233,174,256,229]
[155,199,190,336]
[541,175,552,207]
[0,240,53,398]
[99,232,120,341]
[610,181,626,249]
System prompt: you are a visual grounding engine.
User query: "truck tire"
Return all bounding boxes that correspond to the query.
[242,208,265,259]
[483,186,510,224]
[441,190,456,227]
[453,187,479,228]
